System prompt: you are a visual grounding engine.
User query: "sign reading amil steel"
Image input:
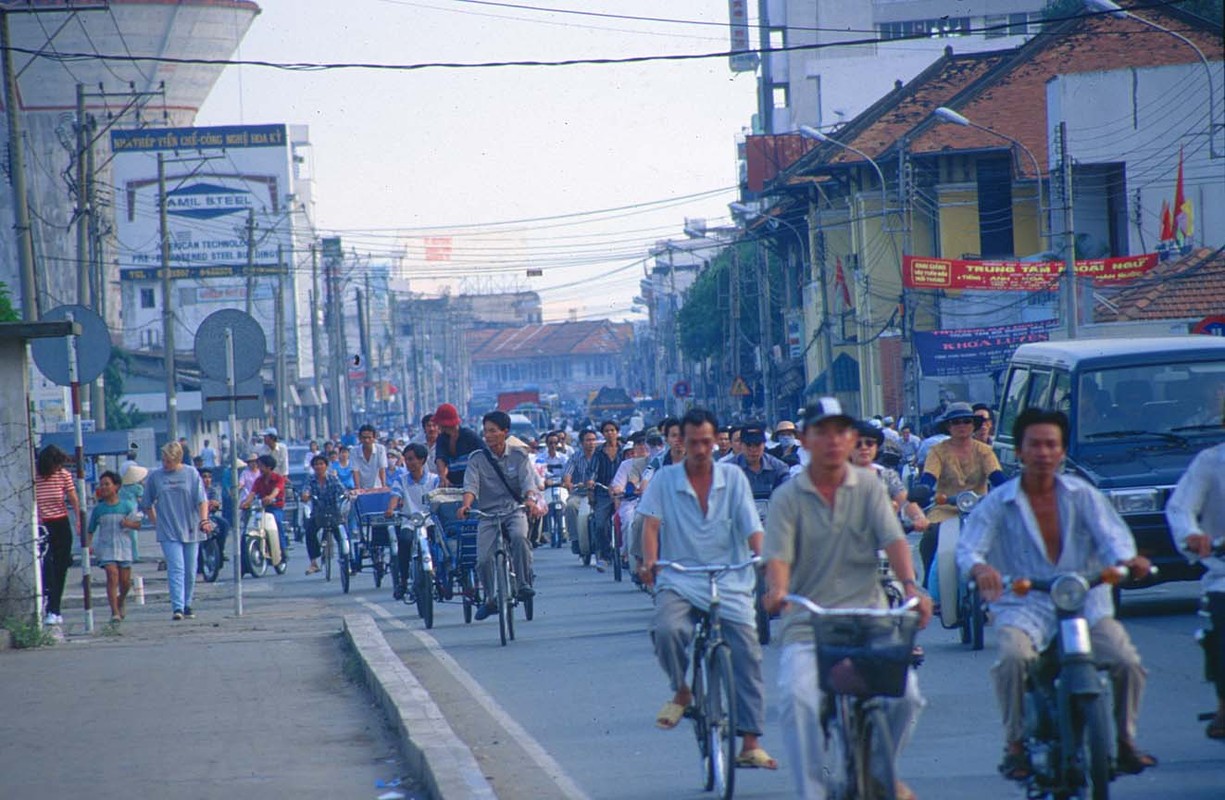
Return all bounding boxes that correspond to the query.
[110,124,291,280]
[902,253,1157,291]
[915,320,1059,377]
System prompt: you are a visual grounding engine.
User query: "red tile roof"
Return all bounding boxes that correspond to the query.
[467,320,634,362]
[1095,247,1225,322]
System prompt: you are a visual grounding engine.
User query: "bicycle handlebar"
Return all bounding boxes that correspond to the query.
[783,593,919,617]
[655,557,760,575]
[467,508,525,520]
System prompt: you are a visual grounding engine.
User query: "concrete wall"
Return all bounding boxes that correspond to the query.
[0,339,39,621]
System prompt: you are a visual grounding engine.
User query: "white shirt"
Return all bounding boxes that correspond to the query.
[352,442,388,489]
[1166,442,1225,594]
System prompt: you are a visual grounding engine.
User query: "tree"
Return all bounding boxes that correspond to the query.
[104,348,147,430]
[0,282,18,322]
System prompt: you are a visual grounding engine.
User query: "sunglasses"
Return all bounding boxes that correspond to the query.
[949,418,975,426]
[855,439,878,448]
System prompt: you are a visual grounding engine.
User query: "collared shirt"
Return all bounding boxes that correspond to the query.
[352,442,388,489]
[251,472,286,509]
[898,434,920,463]
[463,446,537,515]
[239,467,260,501]
[437,428,484,485]
[731,453,791,498]
[636,461,761,626]
[305,472,347,519]
[611,456,650,500]
[258,441,289,477]
[1166,442,1225,594]
[562,449,598,486]
[957,473,1136,651]
[391,469,441,516]
[765,466,905,645]
[871,462,906,500]
[591,446,624,500]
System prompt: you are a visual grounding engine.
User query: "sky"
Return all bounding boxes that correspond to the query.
[195,0,760,322]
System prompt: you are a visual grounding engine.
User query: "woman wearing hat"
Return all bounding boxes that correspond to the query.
[917,402,1008,582]
[851,421,928,531]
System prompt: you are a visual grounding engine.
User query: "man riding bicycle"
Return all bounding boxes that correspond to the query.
[386,443,440,599]
[638,408,778,772]
[302,454,348,576]
[764,398,932,799]
[459,411,542,621]
[562,428,598,550]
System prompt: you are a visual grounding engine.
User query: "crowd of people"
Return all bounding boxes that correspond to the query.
[32,385,1225,799]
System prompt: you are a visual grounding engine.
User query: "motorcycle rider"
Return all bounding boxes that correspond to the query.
[1165,395,1225,740]
[386,443,440,599]
[588,419,624,572]
[898,423,920,469]
[240,455,287,567]
[718,425,742,463]
[610,432,651,573]
[562,428,598,550]
[768,420,801,466]
[851,421,928,531]
[764,398,931,799]
[957,407,1157,780]
[732,424,790,498]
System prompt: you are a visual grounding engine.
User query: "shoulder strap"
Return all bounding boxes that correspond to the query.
[482,448,523,503]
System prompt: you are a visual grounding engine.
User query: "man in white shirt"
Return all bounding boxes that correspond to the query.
[353,423,388,490]
[258,428,289,478]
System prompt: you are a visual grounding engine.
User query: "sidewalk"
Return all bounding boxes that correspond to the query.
[0,532,420,800]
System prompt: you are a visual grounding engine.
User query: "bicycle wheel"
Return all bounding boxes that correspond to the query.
[613,547,623,582]
[705,644,737,800]
[323,530,333,582]
[373,547,385,588]
[691,646,710,788]
[856,704,898,800]
[199,538,221,583]
[460,567,474,624]
[496,551,510,646]
[969,584,985,651]
[415,559,434,629]
[1077,694,1113,800]
[339,533,351,594]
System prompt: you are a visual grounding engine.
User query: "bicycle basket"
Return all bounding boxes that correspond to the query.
[813,613,919,698]
[426,487,466,510]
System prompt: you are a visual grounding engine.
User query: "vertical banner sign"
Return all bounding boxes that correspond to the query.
[728,0,758,73]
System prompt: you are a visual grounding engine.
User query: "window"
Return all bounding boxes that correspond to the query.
[976,156,1014,258]
[771,84,790,110]
[1026,370,1053,410]
[768,27,785,49]
[880,17,971,40]
[997,367,1031,443]
[1051,370,1073,416]
[1008,12,1030,37]
[984,15,1007,39]
[140,288,155,309]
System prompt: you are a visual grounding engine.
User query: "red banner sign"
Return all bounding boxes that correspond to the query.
[902,253,1157,291]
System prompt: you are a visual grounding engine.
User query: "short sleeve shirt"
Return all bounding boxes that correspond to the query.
[463,447,537,515]
[437,428,484,485]
[143,465,208,544]
[352,443,388,489]
[251,472,287,508]
[923,439,1001,523]
[764,466,905,645]
[636,461,762,626]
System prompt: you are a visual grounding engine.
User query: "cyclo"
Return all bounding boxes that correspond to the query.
[352,489,397,589]
[427,488,482,623]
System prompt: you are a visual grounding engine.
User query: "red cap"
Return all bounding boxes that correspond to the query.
[433,403,461,427]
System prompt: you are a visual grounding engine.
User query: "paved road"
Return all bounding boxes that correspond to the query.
[330,542,1224,800]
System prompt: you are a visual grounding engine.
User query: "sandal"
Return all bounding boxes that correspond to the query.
[998,748,1032,781]
[655,701,686,730]
[735,748,778,770]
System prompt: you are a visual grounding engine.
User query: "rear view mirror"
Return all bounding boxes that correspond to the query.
[907,485,933,506]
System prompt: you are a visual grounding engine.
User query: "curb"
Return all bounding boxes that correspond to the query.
[343,614,495,800]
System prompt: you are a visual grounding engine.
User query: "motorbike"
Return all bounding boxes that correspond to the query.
[242,503,286,578]
[1007,566,1138,800]
[933,489,988,650]
[198,512,224,583]
[543,478,567,548]
[399,509,442,629]
[570,487,594,566]
[753,497,772,645]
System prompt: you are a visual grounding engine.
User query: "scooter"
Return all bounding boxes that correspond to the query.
[933,490,988,650]
[570,487,594,566]
[753,496,772,645]
[544,478,567,548]
[243,503,286,578]
[1006,565,1141,800]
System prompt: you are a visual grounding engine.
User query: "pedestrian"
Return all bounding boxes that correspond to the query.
[199,439,218,468]
[764,399,931,797]
[88,471,141,624]
[35,444,81,626]
[142,441,212,620]
[119,461,148,563]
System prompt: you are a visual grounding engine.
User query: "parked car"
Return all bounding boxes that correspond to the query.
[994,336,1225,587]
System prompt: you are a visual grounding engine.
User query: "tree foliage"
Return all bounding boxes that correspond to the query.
[104,348,147,430]
[0,282,18,322]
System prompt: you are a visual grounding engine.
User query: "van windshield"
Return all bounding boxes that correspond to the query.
[1078,360,1225,442]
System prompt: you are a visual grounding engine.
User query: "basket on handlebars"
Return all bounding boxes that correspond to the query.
[425,487,466,511]
[812,612,919,698]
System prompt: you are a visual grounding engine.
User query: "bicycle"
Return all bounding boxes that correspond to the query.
[316,499,352,595]
[469,509,534,646]
[784,594,921,800]
[591,481,622,581]
[394,509,448,629]
[656,558,760,800]
[353,491,397,590]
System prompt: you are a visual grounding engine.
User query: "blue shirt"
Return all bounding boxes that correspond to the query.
[636,461,762,626]
[956,473,1137,650]
[730,453,790,498]
[391,470,440,515]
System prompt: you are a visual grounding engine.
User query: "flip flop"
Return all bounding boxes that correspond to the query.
[655,701,686,730]
[735,748,778,770]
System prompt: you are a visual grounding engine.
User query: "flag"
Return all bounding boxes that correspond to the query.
[1159,199,1174,242]
[1174,147,1194,244]
[834,257,853,308]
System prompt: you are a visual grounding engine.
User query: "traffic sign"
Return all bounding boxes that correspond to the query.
[1192,316,1225,336]
[194,309,266,382]
[730,376,752,397]
[673,380,692,398]
[31,305,112,386]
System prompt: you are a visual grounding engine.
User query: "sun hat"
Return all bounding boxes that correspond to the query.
[433,403,461,428]
[120,462,148,485]
[938,402,984,434]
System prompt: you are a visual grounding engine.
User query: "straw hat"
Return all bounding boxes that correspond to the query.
[120,462,148,485]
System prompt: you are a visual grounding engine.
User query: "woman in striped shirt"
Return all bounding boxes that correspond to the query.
[35,445,80,626]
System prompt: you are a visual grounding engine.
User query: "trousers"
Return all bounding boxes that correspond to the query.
[993,620,1146,745]
[650,589,766,736]
[477,510,532,602]
[41,516,74,615]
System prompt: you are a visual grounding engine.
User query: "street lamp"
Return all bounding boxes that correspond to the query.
[797,126,889,220]
[933,106,1074,337]
[1084,0,1220,159]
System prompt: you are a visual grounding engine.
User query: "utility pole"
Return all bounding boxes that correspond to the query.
[325,247,344,437]
[730,245,741,413]
[808,203,835,395]
[758,244,774,422]
[158,153,178,441]
[898,142,918,424]
[1057,122,1079,339]
[274,244,287,437]
[74,83,93,421]
[86,109,105,429]
[309,243,323,438]
[2,12,39,320]
[244,209,256,316]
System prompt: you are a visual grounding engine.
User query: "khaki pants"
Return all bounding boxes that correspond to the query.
[993,620,1145,745]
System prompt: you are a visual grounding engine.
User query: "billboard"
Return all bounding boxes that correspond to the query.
[902,253,1157,291]
[914,320,1059,377]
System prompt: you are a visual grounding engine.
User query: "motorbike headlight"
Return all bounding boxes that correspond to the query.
[1049,574,1090,612]
[955,491,981,514]
[408,511,427,528]
[1105,489,1160,514]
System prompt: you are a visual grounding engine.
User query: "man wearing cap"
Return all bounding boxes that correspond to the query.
[764,398,932,799]
[732,424,790,498]
[258,428,289,479]
[768,420,800,467]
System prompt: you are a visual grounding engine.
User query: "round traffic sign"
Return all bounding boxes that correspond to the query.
[1192,316,1225,336]
[673,380,691,398]
[31,305,112,385]
[194,309,267,382]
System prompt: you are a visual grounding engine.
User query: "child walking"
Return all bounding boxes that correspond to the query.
[89,471,141,623]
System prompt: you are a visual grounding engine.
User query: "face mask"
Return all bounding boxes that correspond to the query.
[778,435,796,448]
